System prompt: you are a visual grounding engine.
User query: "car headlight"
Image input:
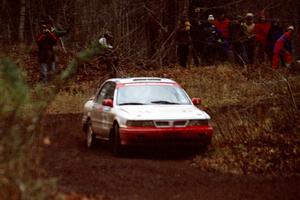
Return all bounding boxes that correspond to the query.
[126,120,154,127]
[188,119,209,126]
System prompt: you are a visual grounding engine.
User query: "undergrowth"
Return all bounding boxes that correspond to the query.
[0,42,104,199]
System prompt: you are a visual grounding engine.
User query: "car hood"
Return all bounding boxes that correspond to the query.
[118,105,210,120]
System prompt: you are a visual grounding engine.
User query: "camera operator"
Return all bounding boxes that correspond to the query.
[99,31,119,78]
[36,23,58,84]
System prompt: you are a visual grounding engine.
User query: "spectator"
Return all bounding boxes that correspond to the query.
[190,7,205,66]
[175,16,192,68]
[214,13,230,61]
[99,32,114,49]
[254,13,271,63]
[203,15,223,65]
[36,22,58,84]
[229,15,247,65]
[272,26,294,69]
[241,13,256,65]
[99,31,119,78]
[267,18,284,63]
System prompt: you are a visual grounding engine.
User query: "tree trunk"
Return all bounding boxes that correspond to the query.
[18,0,26,43]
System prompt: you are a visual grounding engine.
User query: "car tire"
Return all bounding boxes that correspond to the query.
[86,122,96,149]
[112,123,123,156]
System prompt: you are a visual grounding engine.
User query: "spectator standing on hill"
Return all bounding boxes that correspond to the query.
[272,26,294,69]
[190,7,205,66]
[229,15,247,65]
[203,15,223,65]
[267,19,284,63]
[36,22,58,84]
[99,31,119,78]
[242,13,256,65]
[214,12,230,61]
[175,16,192,68]
[99,32,114,49]
[254,13,271,64]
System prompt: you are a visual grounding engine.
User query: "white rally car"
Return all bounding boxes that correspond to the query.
[82,77,213,155]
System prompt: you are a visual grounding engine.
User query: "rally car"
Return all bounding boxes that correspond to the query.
[82,77,213,155]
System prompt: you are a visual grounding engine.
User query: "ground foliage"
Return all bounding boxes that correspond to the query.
[0,58,56,199]
[0,43,104,199]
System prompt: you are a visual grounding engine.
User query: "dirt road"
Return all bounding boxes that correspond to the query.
[42,114,300,200]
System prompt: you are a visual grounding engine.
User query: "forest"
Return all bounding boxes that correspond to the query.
[1,0,300,61]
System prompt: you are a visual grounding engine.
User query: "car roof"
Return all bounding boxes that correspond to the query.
[108,77,176,84]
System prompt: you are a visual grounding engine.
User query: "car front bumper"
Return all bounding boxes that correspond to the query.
[119,126,213,146]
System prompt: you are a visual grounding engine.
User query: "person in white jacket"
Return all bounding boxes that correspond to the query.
[98,31,118,78]
[99,31,113,49]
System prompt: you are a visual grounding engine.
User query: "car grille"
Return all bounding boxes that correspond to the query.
[173,121,187,127]
[154,120,188,128]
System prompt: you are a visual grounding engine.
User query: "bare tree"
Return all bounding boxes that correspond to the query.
[18,0,26,43]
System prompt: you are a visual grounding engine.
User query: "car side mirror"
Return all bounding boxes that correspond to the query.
[102,99,113,107]
[192,98,202,106]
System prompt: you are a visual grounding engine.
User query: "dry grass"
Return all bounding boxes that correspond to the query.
[47,91,91,114]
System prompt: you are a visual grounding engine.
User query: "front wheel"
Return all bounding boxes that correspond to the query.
[111,124,123,156]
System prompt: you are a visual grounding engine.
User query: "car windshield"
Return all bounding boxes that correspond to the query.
[117,85,191,105]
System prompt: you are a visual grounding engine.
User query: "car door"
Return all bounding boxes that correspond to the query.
[91,82,116,137]
[91,82,112,135]
[100,82,116,137]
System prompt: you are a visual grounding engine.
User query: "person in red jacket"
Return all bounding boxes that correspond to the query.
[214,13,230,61]
[272,26,294,69]
[36,22,58,84]
[254,13,271,63]
[214,13,230,40]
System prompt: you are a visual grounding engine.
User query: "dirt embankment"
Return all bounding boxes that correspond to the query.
[41,114,300,200]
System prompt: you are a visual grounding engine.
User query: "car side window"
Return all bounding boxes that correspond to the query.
[105,83,116,100]
[95,82,116,104]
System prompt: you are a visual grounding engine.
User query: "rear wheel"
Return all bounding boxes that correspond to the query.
[86,122,96,148]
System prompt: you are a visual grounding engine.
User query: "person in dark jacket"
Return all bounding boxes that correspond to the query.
[36,23,58,84]
[267,18,284,63]
[229,15,247,65]
[203,15,222,65]
[190,7,205,66]
[176,16,192,68]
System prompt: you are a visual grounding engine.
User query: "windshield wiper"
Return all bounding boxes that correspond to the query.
[151,100,179,105]
[119,102,145,105]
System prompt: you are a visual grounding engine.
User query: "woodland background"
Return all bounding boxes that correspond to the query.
[1,0,300,62]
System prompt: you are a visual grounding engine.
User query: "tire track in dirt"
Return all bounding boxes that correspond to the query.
[41,114,300,200]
